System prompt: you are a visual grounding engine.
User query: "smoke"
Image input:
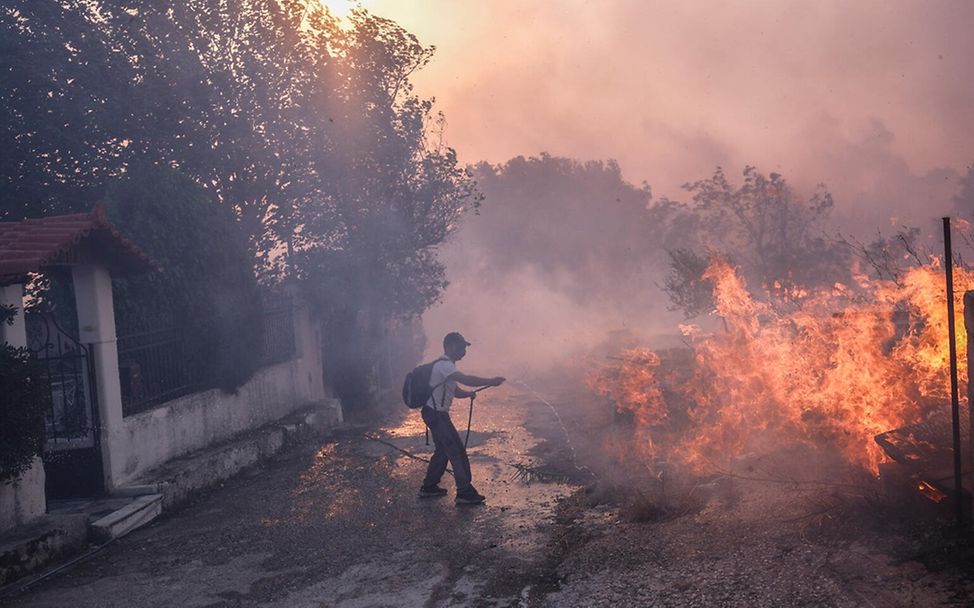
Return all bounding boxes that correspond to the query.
[794,117,961,230]
[396,0,974,383]
[423,265,640,373]
[422,156,685,373]
[374,0,974,232]
[377,1,974,503]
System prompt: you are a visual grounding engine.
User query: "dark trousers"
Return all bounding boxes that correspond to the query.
[421,406,473,493]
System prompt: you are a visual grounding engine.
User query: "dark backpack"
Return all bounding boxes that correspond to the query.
[402,359,446,409]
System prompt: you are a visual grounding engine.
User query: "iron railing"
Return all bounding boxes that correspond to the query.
[118,297,296,416]
[117,327,203,415]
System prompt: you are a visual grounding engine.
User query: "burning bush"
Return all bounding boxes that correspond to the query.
[589,258,972,474]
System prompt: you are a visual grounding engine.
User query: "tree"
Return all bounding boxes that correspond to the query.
[104,164,262,391]
[0,306,47,482]
[661,248,715,319]
[0,2,137,218]
[0,1,341,262]
[289,10,479,406]
[660,166,851,316]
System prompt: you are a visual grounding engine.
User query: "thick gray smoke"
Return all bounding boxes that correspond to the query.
[422,155,686,372]
[423,154,974,375]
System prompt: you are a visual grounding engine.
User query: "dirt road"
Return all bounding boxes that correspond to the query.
[6,381,974,607]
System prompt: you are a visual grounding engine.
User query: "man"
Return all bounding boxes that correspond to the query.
[420,332,505,505]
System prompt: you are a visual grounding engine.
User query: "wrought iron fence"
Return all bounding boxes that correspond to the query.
[118,296,296,416]
[118,327,204,415]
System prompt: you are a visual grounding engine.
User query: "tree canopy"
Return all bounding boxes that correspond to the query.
[0,2,474,290]
[104,163,262,391]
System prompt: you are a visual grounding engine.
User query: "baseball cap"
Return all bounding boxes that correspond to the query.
[443,332,472,348]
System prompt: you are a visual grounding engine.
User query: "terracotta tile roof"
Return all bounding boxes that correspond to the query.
[0,205,157,283]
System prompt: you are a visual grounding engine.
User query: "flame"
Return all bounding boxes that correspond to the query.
[589,259,973,474]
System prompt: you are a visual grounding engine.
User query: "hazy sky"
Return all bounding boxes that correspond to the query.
[362,0,973,230]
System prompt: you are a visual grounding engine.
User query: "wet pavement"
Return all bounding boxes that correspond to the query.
[5,385,575,607]
[6,381,974,607]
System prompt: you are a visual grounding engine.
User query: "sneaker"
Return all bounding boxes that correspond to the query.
[418,485,448,498]
[455,490,486,505]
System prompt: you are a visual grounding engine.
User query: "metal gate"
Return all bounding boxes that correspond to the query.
[28,313,105,499]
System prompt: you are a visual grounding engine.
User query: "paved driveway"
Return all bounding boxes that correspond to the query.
[7,386,573,607]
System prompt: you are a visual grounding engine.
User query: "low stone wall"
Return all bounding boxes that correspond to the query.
[113,305,327,487]
[0,458,46,535]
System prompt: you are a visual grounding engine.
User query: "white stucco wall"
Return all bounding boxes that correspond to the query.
[0,458,46,534]
[114,305,326,486]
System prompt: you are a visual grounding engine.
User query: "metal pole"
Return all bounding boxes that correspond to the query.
[943,217,964,526]
[964,290,974,522]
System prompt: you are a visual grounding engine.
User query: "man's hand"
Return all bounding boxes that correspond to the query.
[489,376,506,387]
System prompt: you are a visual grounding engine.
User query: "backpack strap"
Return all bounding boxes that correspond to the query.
[427,356,451,411]
[428,378,448,410]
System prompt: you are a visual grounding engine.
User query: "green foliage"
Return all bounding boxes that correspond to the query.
[1,304,46,482]
[0,1,341,254]
[104,164,262,391]
[292,11,477,308]
[0,347,46,483]
[468,155,655,303]
[0,2,135,218]
[0,3,473,304]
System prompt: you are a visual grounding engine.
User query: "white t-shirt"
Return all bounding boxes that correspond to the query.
[426,357,459,412]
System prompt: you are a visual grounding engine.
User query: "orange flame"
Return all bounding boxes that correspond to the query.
[589,259,972,474]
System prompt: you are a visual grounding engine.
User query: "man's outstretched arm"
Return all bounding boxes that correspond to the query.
[449,372,505,388]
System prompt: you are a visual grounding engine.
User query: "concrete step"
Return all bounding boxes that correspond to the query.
[87,494,162,544]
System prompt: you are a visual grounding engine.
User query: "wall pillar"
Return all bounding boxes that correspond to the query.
[72,265,124,493]
[293,299,325,402]
[0,283,27,348]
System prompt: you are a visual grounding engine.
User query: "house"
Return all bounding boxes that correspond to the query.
[0,206,337,583]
